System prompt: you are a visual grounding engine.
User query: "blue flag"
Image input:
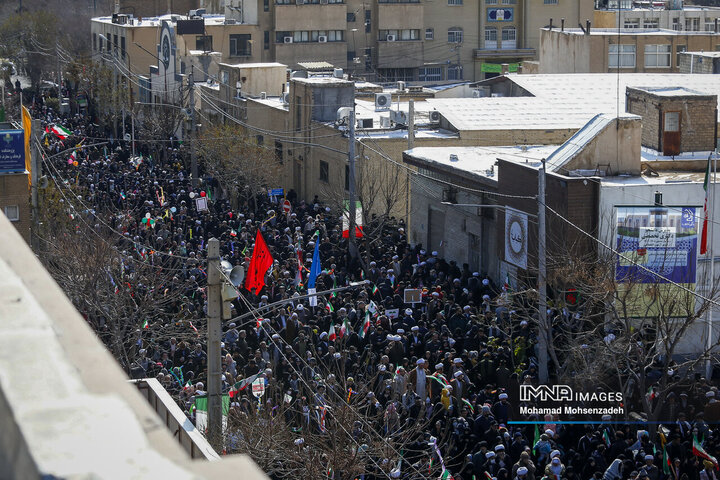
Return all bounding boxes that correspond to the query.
[307,238,321,289]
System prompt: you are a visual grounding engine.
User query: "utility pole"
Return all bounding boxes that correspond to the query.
[407,99,414,149]
[190,66,198,188]
[206,238,223,452]
[538,159,549,383]
[348,108,358,258]
[30,119,41,252]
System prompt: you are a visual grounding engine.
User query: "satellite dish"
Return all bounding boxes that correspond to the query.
[220,259,233,274]
[229,265,245,287]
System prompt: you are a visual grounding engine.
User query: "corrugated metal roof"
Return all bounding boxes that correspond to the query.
[297,61,335,71]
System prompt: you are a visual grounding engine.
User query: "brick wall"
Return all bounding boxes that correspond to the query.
[627,87,717,153]
[0,173,31,244]
[678,53,716,74]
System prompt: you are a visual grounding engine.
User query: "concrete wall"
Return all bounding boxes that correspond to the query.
[593,7,720,31]
[458,127,578,145]
[0,174,31,244]
[564,116,643,175]
[538,28,593,73]
[274,3,347,31]
[377,41,424,69]
[524,0,595,53]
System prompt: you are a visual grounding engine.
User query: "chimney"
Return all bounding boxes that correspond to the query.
[586,20,591,34]
[561,18,565,31]
[501,63,510,74]
[549,18,553,30]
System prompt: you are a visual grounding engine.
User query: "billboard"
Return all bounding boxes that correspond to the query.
[0,129,25,173]
[615,206,699,316]
[505,207,528,270]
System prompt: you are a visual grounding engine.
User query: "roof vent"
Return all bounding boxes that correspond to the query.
[449,154,459,162]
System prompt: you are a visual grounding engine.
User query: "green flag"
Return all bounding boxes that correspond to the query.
[533,424,541,454]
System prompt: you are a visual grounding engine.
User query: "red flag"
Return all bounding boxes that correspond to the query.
[245,230,274,294]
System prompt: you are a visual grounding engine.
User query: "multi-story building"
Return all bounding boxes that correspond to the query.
[594,2,720,33]
[538,27,720,73]
[103,0,590,84]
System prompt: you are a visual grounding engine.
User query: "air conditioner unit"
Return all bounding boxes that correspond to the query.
[472,89,482,98]
[320,0,329,4]
[225,18,237,24]
[397,81,405,92]
[284,36,293,43]
[379,116,391,128]
[282,92,290,104]
[318,35,328,43]
[260,92,267,99]
[429,110,441,123]
[408,85,423,93]
[386,34,396,42]
[357,118,373,129]
[375,92,391,110]
[296,0,305,5]
[337,106,352,123]
[390,109,408,125]
[333,68,344,78]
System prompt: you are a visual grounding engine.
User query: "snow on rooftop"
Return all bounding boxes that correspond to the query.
[555,27,717,35]
[405,145,557,180]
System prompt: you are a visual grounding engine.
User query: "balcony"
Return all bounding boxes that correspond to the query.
[274,3,347,31]
[474,47,535,59]
[377,3,423,30]
[377,40,423,68]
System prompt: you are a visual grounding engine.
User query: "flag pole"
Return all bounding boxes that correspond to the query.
[707,153,717,380]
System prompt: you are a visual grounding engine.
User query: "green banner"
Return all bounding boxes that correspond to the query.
[481,62,519,73]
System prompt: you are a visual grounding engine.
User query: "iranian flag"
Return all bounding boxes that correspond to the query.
[693,434,719,469]
[142,319,149,329]
[328,323,337,342]
[67,150,77,164]
[193,394,230,433]
[49,124,72,140]
[441,470,455,480]
[339,317,352,338]
[701,156,712,255]
[237,373,260,391]
[359,311,371,338]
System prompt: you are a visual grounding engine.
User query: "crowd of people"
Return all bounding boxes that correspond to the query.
[35,101,720,480]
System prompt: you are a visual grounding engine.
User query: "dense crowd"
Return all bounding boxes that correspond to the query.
[35,102,720,480]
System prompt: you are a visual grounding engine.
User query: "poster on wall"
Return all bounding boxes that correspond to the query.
[615,205,699,316]
[505,207,528,270]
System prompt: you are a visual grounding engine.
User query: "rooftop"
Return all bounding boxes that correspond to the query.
[548,27,720,35]
[629,86,714,96]
[92,14,256,27]
[219,62,286,69]
[405,145,558,181]
[681,50,720,58]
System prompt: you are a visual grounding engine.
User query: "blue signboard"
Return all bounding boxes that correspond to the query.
[269,188,284,196]
[0,130,25,173]
[487,7,514,22]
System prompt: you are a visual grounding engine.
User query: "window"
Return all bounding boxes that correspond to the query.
[365,10,371,33]
[664,112,680,132]
[264,0,269,11]
[256,135,264,145]
[486,0,497,4]
[293,31,309,42]
[501,0,516,4]
[685,17,700,31]
[221,70,229,85]
[276,0,291,4]
[705,20,717,32]
[347,50,356,62]
[448,0,463,5]
[276,31,291,43]
[295,97,302,131]
[3,205,19,221]
[365,47,372,70]
[113,34,118,55]
[672,17,681,31]
[447,65,463,80]
[676,44,686,64]
[425,28,434,40]
[379,29,419,41]
[230,34,251,56]
[442,187,458,204]
[120,36,126,59]
[643,18,659,29]
[275,141,283,162]
[501,26,516,49]
[485,27,497,49]
[347,12,356,22]
[196,35,213,51]
[419,66,443,81]
[623,19,640,28]
[544,0,558,4]
[609,44,635,68]
[377,68,414,81]
[264,31,270,49]
[319,161,329,182]
[106,34,112,52]
[448,27,463,43]
[644,44,671,67]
